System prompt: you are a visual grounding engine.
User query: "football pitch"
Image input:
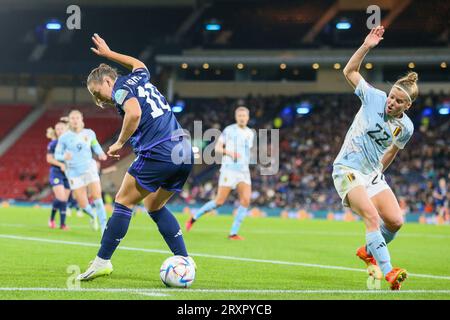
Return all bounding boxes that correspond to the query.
[1,206,449,300]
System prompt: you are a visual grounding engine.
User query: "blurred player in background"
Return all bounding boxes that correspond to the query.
[55,110,108,232]
[433,177,448,219]
[186,106,255,240]
[77,33,193,281]
[46,122,70,230]
[59,115,83,218]
[332,26,419,290]
[66,192,82,217]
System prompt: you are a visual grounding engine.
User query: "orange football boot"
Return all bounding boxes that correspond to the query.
[385,267,408,290]
[356,246,377,267]
[228,234,245,240]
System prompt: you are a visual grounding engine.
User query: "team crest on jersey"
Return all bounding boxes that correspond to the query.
[224,177,228,182]
[83,135,89,142]
[393,127,402,137]
[53,178,60,184]
[346,173,355,182]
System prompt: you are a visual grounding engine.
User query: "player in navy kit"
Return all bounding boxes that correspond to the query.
[78,34,194,280]
[433,177,448,219]
[46,122,70,230]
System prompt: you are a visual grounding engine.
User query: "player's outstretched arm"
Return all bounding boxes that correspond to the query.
[343,26,385,89]
[107,98,141,159]
[91,135,107,161]
[91,33,146,71]
[46,154,66,171]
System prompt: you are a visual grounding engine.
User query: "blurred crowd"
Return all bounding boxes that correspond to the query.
[174,91,449,216]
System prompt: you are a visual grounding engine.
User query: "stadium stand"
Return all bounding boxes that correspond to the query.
[0,104,33,139]
[0,105,122,200]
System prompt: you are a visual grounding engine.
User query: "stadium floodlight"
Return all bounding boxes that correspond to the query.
[438,106,449,115]
[172,100,185,113]
[296,107,310,115]
[172,106,183,113]
[336,21,351,30]
[205,23,221,31]
[46,21,62,30]
[296,101,312,115]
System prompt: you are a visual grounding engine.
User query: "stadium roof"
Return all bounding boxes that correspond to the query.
[0,0,197,8]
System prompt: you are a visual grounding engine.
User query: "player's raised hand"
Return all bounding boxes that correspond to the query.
[91,33,112,57]
[107,141,123,160]
[98,153,107,161]
[364,26,385,48]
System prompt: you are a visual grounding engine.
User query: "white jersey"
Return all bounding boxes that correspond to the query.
[333,78,414,175]
[219,124,255,173]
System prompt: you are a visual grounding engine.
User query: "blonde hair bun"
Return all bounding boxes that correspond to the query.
[406,71,418,83]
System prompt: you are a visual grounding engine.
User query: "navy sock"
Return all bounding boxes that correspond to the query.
[59,201,67,226]
[149,206,188,257]
[50,200,58,221]
[97,203,132,260]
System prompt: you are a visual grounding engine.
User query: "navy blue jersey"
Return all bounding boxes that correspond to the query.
[47,140,63,173]
[434,186,447,206]
[112,67,187,161]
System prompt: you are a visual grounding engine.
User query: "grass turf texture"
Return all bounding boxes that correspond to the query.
[0,206,449,300]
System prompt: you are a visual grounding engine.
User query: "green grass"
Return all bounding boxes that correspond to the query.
[0,206,449,300]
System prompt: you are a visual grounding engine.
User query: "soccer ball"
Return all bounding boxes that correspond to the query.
[159,255,196,288]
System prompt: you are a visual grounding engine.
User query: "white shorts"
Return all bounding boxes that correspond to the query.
[332,165,390,207]
[67,162,100,190]
[218,169,251,189]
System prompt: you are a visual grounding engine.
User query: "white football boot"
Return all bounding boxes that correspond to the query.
[77,257,113,281]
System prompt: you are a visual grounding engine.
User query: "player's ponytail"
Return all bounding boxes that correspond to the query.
[87,63,118,85]
[394,71,419,103]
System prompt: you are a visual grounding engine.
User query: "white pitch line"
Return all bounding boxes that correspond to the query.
[0,287,449,295]
[1,233,450,281]
[0,287,168,297]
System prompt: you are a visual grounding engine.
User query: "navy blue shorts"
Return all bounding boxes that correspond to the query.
[128,157,193,193]
[49,171,70,189]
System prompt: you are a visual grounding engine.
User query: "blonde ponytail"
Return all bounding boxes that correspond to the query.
[87,63,118,85]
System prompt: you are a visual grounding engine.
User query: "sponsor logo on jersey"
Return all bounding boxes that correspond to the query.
[346,173,355,182]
